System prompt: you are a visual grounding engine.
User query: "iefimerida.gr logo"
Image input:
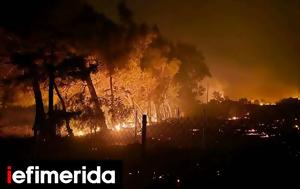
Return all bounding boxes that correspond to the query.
[6,165,116,185]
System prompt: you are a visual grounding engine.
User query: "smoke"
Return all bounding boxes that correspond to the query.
[118,1,134,26]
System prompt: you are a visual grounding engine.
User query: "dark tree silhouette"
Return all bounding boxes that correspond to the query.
[9,52,47,138]
[57,54,107,130]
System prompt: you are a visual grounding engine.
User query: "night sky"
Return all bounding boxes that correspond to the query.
[89,0,300,101]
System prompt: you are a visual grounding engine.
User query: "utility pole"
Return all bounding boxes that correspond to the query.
[297,76,300,99]
[142,114,147,155]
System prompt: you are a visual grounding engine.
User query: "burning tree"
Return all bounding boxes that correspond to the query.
[2,45,85,139]
[9,51,47,138]
[56,54,107,131]
[141,44,181,121]
[0,0,212,138]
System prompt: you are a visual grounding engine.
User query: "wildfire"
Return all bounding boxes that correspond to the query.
[70,121,136,136]
[113,122,136,132]
[71,126,101,137]
[76,130,86,137]
[115,125,121,132]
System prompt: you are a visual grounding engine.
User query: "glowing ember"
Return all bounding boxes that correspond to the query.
[228,116,239,121]
[260,133,269,138]
[247,129,257,133]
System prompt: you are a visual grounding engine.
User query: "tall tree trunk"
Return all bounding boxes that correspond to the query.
[109,72,115,124]
[48,67,54,114]
[48,65,56,137]
[32,76,46,138]
[154,101,162,122]
[85,75,107,129]
[54,82,74,137]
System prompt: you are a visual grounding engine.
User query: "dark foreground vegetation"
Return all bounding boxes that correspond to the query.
[1,112,299,188]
